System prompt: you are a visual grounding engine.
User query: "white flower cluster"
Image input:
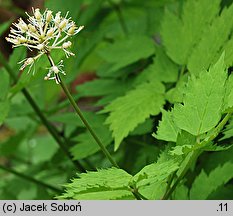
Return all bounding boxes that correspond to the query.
[6,8,84,83]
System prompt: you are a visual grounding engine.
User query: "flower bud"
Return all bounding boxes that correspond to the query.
[28,24,37,33]
[46,10,53,22]
[19,36,27,43]
[62,41,72,49]
[25,57,34,65]
[46,28,54,37]
[52,66,59,74]
[6,37,20,45]
[68,25,76,35]
[54,12,61,25]
[20,57,34,71]
[18,19,28,32]
[59,19,68,30]
[34,9,42,20]
[37,44,44,50]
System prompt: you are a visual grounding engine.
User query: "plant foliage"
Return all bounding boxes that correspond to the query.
[0,0,233,200]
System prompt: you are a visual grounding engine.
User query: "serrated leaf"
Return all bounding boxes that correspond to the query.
[173,54,226,136]
[103,81,165,150]
[188,4,233,75]
[73,189,133,200]
[221,117,233,140]
[154,109,180,142]
[223,74,233,110]
[59,168,134,200]
[170,145,194,156]
[161,0,220,65]
[202,143,233,152]
[165,73,188,104]
[190,162,233,199]
[133,159,179,199]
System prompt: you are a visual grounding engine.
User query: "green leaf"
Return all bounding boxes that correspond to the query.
[0,69,10,101]
[59,168,134,200]
[0,100,10,126]
[30,135,58,164]
[134,47,179,84]
[103,81,165,150]
[70,114,113,160]
[97,36,155,76]
[190,162,233,199]
[221,117,233,140]
[133,159,179,199]
[173,185,189,200]
[188,4,233,75]
[49,113,85,127]
[165,73,188,104]
[173,53,226,136]
[130,119,153,136]
[76,78,131,98]
[0,132,26,157]
[161,0,220,65]
[202,143,233,152]
[9,47,27,72]
[0,20,11,36]
[45,0,82,18]
[223,74,233,110]
[100,7,148,38]
[72,189,133,200]
[154,109,179,142]
[170,145,194,156]
[208,185,233,200]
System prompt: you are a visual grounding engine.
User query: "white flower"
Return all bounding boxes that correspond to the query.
[6,8,84,83]
[44,60,65,84]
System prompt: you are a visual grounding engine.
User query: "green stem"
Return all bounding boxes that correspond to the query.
[0,52,85,172]
[0,165,62,193]
[59,76,119,168]
[46,54,119,168]
[162,111,233,200]
[162,151,200,200]
[107,0,128,35]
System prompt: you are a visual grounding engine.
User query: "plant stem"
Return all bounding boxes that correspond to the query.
[107,0,128,35]
[0,164,62,193]
[46,54,119,168]
[59,76,119,167]
[0,52,85,172]
[162,111,233,200]
[162,151,200,200]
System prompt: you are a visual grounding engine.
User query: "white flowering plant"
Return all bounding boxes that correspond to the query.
[6,8,84,84]
[1,0,233,201]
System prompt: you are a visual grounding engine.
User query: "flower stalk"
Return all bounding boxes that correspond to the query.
[6,8,119,168]
[0,52,85,172]
[47,52,119,168]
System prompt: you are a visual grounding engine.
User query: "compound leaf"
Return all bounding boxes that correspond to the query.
[154,109,179,142]
[59,168,134,200]
[161,0,220,65]
[103,81,165,150]
[190,162,233,199]
[173,54,226,136]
